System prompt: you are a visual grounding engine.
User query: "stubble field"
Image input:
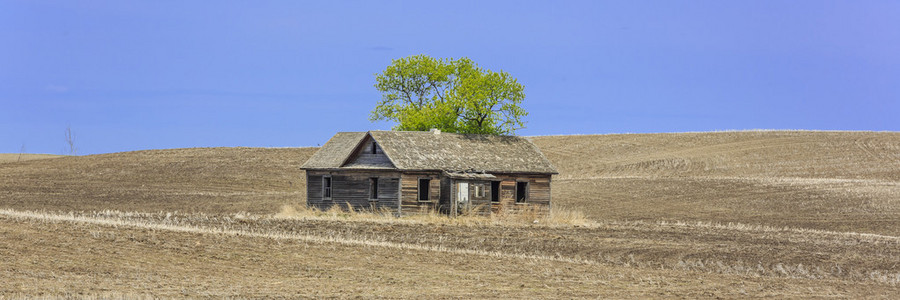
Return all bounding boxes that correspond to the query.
[1,130,899,297]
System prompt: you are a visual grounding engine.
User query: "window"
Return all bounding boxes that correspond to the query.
[474,184,485,198]
[370,177,379,199]
[491,181,500,203]
[371,142,377,154]
[516,181,528,203]
[322,176,332,199]
[418,178,431,201]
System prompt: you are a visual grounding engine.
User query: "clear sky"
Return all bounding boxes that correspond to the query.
[2,1,898,155]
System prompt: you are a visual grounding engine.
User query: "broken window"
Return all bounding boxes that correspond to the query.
[418,178,431,201]
[475,184,485,198]
[516,181,528,203]
[371,142,377,154]
[323,176,332,199]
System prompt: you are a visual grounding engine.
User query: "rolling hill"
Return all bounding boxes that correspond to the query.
[533,131,900,235]
[2,130,900,297]
[0,153,65,163]
[3,130,898,234]
[0,147,317,214]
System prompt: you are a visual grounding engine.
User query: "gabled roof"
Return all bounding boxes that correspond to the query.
[301,130,558,174]
[299,132,368,169]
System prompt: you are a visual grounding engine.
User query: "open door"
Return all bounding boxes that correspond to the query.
[457,182,469,215]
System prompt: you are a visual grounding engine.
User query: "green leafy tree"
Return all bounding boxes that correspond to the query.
[370,55,527,135]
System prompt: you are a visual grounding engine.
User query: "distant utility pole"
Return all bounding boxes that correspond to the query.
[65,125,77,155]
[17,143,25,162]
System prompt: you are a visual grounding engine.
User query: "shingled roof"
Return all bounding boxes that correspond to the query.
[301,130,557,174]
[299,132,368,169]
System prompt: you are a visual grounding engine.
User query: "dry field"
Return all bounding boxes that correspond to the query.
[1,208,898,298]
[534,131,900,235]
[1,130,899,297]
[0,153,64,163]
[0,147,316,214]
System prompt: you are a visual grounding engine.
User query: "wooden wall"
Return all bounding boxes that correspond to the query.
[306,170,401,212]
[460,179,493,216]
[490,174,552,215]
[399,171,442,215]
[307,169,552,217]
[344,136,393,168]
[439,176,452,214]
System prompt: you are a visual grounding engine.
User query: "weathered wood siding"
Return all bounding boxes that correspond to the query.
[466,180,493,216]
[306,170,401,212]
[343,136,394,168]
[307,173,324,206]
[307,169,551,217]
[443,175,550,216]
[400,171,442,214]
[449,178,457,216]
[439,176,452,214]
[445,179,492,216]
[490,174,552,215]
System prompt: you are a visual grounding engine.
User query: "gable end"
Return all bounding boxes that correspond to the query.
[341,134,396,169]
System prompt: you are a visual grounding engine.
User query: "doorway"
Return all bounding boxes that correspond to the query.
[457,182,469,214]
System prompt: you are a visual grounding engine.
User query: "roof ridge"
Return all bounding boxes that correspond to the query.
[303,131,557,174]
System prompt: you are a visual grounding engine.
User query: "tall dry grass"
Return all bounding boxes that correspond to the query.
[273,204,590,227]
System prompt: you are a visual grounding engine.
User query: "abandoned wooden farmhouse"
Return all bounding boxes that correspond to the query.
[300,130,558,216]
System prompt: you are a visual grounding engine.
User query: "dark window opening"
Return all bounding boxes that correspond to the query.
[370,177,379,199]
[371,142,377,154]
[418,178,431,201]
[516,181,528,203]
[323,176,332,199]
[491,181,500,203]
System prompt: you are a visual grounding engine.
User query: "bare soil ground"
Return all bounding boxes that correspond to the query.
[1,130,899,297]
[1,209,897,298]
[533,131,900,235]
[0,147,316,214]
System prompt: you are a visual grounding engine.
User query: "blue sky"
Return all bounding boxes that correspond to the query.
[2,1,898,155]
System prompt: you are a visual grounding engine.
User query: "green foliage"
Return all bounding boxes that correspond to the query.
[370,55,527,135]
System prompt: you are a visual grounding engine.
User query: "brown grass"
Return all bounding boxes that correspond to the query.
[273,203,590,227]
